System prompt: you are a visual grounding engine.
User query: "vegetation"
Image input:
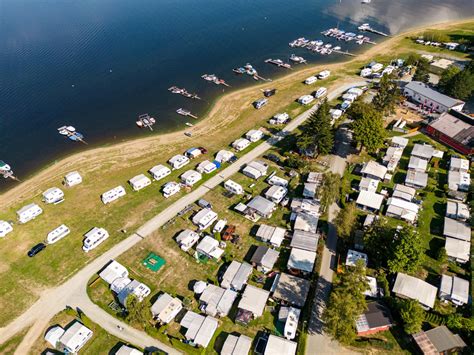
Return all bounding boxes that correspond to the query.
[387,226,424,274]
[438,65,461,91]
[297,100,334,156]
[398,299,425,334]
[125,294,151,328]
[441,61,474,100]
[363,219,393,269]
[421,30,451,43]
[373,75,401,114]
[320,172,341,211]
[413,57,430,83]
[324,261,369,344]
[334,203,357,241]
[349,102,386,153]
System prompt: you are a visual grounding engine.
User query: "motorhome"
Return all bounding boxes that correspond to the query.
[128,174,152,191]
[224,179,244,195]
[63,171,82,187]
[149,164,171,181]
[0,221,13,238]
[101,186,126,204]
[162,181,181,198]
[42,187,65,204]
[46,224,71,244]
[82,227,109,252]
[17,203,43,224]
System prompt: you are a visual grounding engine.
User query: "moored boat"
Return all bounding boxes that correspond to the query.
[135,113,156,131]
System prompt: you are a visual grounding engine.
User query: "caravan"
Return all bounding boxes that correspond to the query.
[101,186,126,204]
[232,138,251,152]
[128,174,151,191]
[318,70,330,79]
[83,227,109,252]
[168,154,190,170]
[46,224,71,244]
[17,203,43,224]
[314,87,327,99]
[42,187,65,204]
[298,95,314,105]
[0,221,13,238]
[63,171,82,187]
[224,179,244,195]
[180,170,202,186]
[162,181,181,198]
[149,164,171,181]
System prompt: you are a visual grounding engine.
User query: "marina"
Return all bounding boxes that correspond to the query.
[288,36,357,57]
[168,86,201,100]
[358,23,390,37]
[322,27,376,44]
[232,63,270,81]
[176,108,198,119]
[201,74,231,87]
[265,59,292,69]
[57,126,87,144]
[135,113,156,131]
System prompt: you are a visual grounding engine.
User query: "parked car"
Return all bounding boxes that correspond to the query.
[199,147,208,154]
[197,198,212,209]
[264,154,280,163]
[228,156,238,164]
[28,243,46,257]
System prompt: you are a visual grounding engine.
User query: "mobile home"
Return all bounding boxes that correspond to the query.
[224,179,244,195]
[46,224,71,244]
[0,221,13,238]
[82,227,109,252]
[101,186,126,204]
[63,171,82,187]
[42,187,64,204]
[181,170,202,186]
[149,164,171,181]
[128,174,152,191]
[246,129,264,143]
[232,138,251,152]
[17,203,43,224]
[162,181,181,198]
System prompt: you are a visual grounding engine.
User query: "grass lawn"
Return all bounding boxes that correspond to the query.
[0,328,29,355]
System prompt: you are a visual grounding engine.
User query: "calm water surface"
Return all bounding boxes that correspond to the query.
[0,0,473,189]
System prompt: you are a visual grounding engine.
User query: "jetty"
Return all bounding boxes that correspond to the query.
[0,160,19,181]
[136,113,156,131]
[57,126,87,144]
[232,63,271,81]
[265,58,292,69]
[289,54,307,64]
[358,23,389,37]
[168,86,201,100]
[201,74,231,87]
[176,108,198,119]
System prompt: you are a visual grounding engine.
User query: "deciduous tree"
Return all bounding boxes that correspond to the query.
[349,102,386,153]
[387,226,424,274]
[125,294,151,327]
[399,299,425,334]
[334,203,358,240]
[413,58,430,83]
[320,172,341,210]
[373,75,401,114]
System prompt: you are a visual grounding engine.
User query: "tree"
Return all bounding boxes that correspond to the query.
[363,219,394,268]
[413,58,430,83]
[438,65,461,91]
[373,74,400,114]
[387,226,424,274]
[334,203,358,240]
[350,102,386,153]
[398,299,425,334]
[405,54,421,66]
[297,100,334,156]
[125,294,151,327]
[324,261,369,344]
[320,172,341,210]
[444,69,474,100]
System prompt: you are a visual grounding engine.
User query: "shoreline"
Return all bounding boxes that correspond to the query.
[1,17,473,207]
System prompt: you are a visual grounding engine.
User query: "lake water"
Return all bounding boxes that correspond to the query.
[0,0,473,189]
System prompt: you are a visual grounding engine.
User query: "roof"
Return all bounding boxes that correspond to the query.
[287,248,316,273]
[247,196,275,216]
[428,111,474,147]
[445,237,470,262]
[446,200,470,220]
[391,136,409,148]
[272,273,310,307]
[44,326,65,348]
[405,81,464,108]
[386,197,420,222]
[115,345,143,355]
[405,170,428,187]
[424,326,467,353]
[392,184,416,201]
[192,208,217,226]
[443,217,471,241]
[59,321,93,351]
[294,212,319,233]
[224,262,252,291]
[408,156,428,171]
[345,249,368,267]
[238,285,269,316]
[200,284,237,317]
[411,144,434,160]
[265,185,287,199]
[251,246,279,269]
[360,161,387,180]
[450,157,469,172]
[180,312,218,348]
[290,198,321,216]
[256,224,286,246]
[264,335,297,355]
[307,172,324,184]
[392,273,437,308]
[302,182,317,198]
[221,334,253,355]
[356,301,392,333]
[117,279,150,305]
[129,174,150,186]
[290,230,319,252]
[151,293,182,322]
[196,236,223,258]
[356,190,384,210]
[99,260,129,284]
[448,170,470,190]
[359,177,379,191]
[439,274,469,305]
[247,160,268,174]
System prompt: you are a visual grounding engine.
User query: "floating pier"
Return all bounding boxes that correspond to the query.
[168,86,201,100]
[136,113,156,131]
[57,126,87,144]
[201,74,231,87]
[265,58,292,69]
[358,23,389,37]
[176,108,198,119]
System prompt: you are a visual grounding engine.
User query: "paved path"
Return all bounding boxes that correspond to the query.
[0,80,366,354]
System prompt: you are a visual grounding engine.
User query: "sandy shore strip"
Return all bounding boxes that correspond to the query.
[1,17,472,208]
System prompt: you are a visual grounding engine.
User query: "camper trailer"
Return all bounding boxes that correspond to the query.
[64,171,82,187]
[232,138,251,152]
[101,186,126,204]
[224,179,244,195]
[82,227,109,252]
[318,70,330,79]
[314,87,327,99]
[17,203,43,224]
[298,95,314,105]
[149,164,171,181]
[46,224,71,244]
[168,154,190,170]
[270,113,290,125]
[42,187,64,204]
[162,181,181,198]
[304,76,318,85]
[246,129,264,143]
[0,221,13,238]
[181,170,202,186]
[128,174,152,191]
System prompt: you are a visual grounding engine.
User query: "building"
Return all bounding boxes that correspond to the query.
[99,260,129,285]
[180,170,202,186]
[115,345,142,355]
[359,177,379,192]
[117,279,151,306]
[176,229,200,252]
[42,187,65,204]
[232,138,251,151]
[0,221,13,238]
[246,196,276,218]
[128,174,152,191]
[215,150,235,163]
[429,58,455,74]
[345,249,368,267]
[168,154,190,170]
[392,273,437,309]
[293,212,319,233]
[151,293,183,324]
[450,156,469,172]
[356,301,393,336]
[265,185,288,204]
[290,230,319,252]
[413,326,466,355]
[196,235,224,260]
[242,160,268,179]
[264,334,297,355]
[426,110,474,155]
[303,182,318,198]
[443,217,470,242]
[237,285,269,322]
[360,161,387,181]
[438,274,469,306]
[448,170,470,192]
[220,261,253,291]
[356,190,384,212]
[403,81,465,113]
[411,144,435,161]
[250,246,279,273]
[197,283,237,317]
[179,311,218,348]
[408,156,428,172]
[290,198,321,217]
[446,200,470,221]
[246,129,264,142]
[391,136,409,148]
[287,248,316,275]
[272,273,310,308]
[63,171,82,187]
[386,197,420,223]
[392,184,416,202]
[221,334,252,355]
[256,224,286,247]
[17,203,43,224]
[445,237,470,264]
[192,208,218,230]
[405,170,428,189]
[45,321,93,353]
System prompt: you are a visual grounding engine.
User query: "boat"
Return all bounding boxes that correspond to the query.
[168,86,201,99]
[265,58,291,69]
[289,54,307,64]
[201,74,230,87]
[57,126,86,144]
[333,46,341,51]
[324,44,332,49]
[232,67,246,74]
[135,113,156,131]
[0,160,16,180]
[176,108,198,119]
[185,122,193,127]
